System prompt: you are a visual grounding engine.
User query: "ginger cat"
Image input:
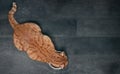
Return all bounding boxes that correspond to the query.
[8,2,68,70]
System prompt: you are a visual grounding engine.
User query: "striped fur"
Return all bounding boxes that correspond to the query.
[8,2,68,70]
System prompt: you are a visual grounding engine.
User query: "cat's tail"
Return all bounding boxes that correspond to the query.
[8,2,18,29]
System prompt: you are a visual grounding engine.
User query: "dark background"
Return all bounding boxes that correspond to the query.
[0,0,120,74]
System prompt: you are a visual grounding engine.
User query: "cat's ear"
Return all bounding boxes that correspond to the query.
[60,52,65,56]
[57,51,65,56]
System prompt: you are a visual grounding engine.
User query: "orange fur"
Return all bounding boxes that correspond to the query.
[8,2,68,70]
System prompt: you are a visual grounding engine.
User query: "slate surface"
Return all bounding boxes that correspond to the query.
[0,0,120,74]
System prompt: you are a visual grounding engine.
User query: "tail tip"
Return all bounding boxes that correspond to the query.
[12,2,17,7]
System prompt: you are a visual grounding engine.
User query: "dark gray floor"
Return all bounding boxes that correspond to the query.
[0,0,120,74]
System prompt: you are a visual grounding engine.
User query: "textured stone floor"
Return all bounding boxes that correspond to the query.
[0,0,120,74]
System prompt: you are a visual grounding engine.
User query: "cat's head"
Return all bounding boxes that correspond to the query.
[49,51,68,70]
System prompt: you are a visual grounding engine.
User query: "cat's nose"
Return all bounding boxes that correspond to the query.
[60,64,64,69]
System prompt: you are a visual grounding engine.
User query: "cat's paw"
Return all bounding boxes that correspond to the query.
[48,63,63,70]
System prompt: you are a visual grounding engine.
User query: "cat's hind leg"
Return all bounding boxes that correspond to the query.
[13,34,24,51]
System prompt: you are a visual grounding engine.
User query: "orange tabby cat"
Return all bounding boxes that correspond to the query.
[8,2,68,70]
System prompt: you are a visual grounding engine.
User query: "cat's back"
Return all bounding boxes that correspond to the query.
[14,23,41,37]
[13,22,43,51]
